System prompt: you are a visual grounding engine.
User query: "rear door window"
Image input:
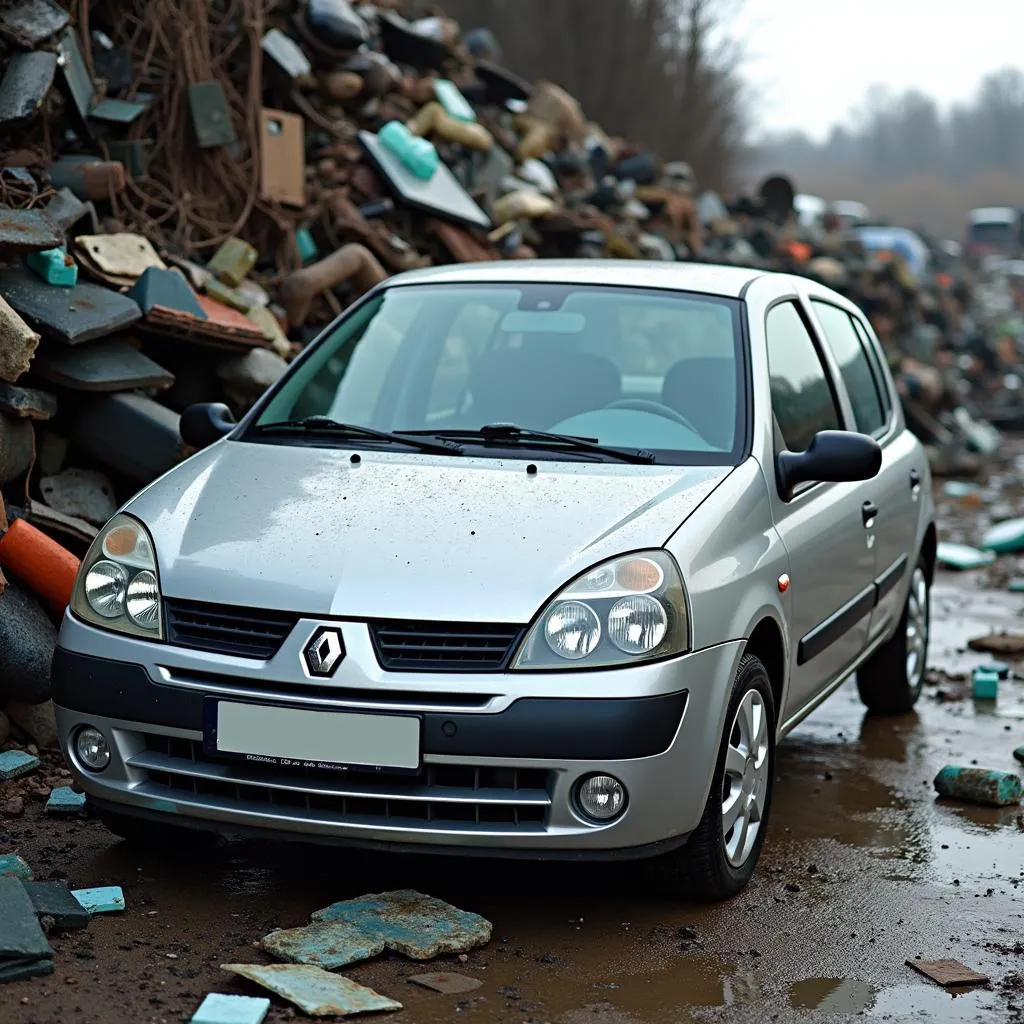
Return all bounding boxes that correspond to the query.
[811,301,887,437]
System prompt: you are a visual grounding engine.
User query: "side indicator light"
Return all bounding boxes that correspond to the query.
[778,573,791,593]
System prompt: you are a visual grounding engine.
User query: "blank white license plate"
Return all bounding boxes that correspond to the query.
[213,702,420,771]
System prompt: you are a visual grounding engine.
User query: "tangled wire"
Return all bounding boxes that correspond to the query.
[72,0,306,267]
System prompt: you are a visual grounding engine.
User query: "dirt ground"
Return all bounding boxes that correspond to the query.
[2,479,1024,1023]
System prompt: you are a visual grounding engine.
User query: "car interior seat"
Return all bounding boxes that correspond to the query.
[468,344,622,428]
[661,356,737,450]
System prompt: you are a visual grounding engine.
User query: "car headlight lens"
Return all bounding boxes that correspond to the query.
[512,551,689,670]
[71,514,164,639]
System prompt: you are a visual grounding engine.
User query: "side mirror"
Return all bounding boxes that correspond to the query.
[180,402,236,450]
[776,430,881,500]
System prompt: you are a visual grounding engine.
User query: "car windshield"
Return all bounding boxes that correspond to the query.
[250,282,746,464]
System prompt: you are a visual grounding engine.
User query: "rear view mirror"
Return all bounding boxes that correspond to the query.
[180,402,236,450]
[776,430,881,500]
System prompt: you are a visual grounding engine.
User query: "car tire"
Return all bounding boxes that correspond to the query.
[97,808,216,849]
[647,653,776,901]
[856,556,930,714]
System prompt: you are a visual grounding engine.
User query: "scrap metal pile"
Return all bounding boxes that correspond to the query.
[0,0,1019,726]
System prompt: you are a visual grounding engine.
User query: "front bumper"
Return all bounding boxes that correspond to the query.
[54,612,745,858]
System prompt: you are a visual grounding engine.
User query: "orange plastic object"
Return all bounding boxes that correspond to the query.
[0,518,80,617]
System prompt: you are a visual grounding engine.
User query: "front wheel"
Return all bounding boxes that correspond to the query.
[647,654,776,901]
[856,557,930,714]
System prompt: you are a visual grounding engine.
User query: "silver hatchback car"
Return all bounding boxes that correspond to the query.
[53,261,935,899]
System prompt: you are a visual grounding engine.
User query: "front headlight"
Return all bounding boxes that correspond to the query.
[70,513,164,640]
[512,550,689,670]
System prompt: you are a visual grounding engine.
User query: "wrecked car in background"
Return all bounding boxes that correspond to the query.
[52,260,936,899]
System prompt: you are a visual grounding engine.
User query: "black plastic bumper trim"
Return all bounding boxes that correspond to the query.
[876,554,908,602]
[52,648,688,761]
[88,797,692,862]
[797,583,875,666]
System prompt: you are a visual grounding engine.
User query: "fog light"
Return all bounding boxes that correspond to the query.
[575,774,627,822]
[75,727,110,772]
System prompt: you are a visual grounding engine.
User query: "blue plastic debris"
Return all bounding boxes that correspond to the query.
[972,667,999,701]
[377,120,439,180]
[0,855,32,881]
[0,749,40,781]
[983,518,1024,554]
[941,481,981,500]
[26,246,79,286]
[935,542,995,571]
[45,787,87,815]
[294,227,318,265]
[71,885,124,914]
[934,766,1022,807]
[191,993,271,1024]
[434,79,476,122]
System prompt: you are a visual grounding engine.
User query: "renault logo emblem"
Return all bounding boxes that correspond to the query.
[303,627,345,677]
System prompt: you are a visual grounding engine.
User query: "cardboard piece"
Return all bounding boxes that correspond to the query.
[75,233,167,288]
[408,972,483,995]
[906,959,989,987]
[259,109,305,207]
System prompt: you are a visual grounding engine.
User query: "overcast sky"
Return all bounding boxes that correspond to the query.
[733,0,1024,140]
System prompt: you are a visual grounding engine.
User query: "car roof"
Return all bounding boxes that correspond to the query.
[381,260,769,299]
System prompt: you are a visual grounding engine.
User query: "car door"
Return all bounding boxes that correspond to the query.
[849,312,924,641]
[808,301,922,643]
[763,301,879,722]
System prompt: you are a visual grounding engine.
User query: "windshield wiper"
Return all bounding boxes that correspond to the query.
[399,423,656,464]
[254,417,463,456]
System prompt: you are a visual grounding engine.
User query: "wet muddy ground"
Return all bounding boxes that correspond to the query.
[3,479,1024,1023]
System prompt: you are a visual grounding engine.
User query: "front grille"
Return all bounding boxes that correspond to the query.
[164,599,299,659]
[369,620,525,672]
[130,735,552,830]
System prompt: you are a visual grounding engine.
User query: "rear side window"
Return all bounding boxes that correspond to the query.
[811,301,886,437]
[850,317,893,420]
[765,302,841,453]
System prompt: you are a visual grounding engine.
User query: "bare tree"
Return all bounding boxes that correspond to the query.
[442,0,750,188]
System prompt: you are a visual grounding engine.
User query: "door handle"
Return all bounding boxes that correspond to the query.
[862,501,878,527]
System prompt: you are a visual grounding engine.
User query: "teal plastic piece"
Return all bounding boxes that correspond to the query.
[941,480,980,499]
[72,885,125,914]
[191,993,271,1024]
[972,667,999,701]
[934,765,1022,807]
[377,120,438,181]
[935,542,995,571]
[25,247,78,287]
[434,79,476,122]
[0,854,33,880]
[1009,577,1024,593]
[980,661,1010,679]
[983,517,1024,554]
[45,786,87,814]
[0,749,40,780]
[295,227,318,264]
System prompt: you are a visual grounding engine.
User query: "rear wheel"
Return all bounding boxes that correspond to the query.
[856,557,930,714]
[648,654,776,901]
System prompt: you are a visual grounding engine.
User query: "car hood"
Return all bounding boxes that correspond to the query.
[126,440,731,622]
